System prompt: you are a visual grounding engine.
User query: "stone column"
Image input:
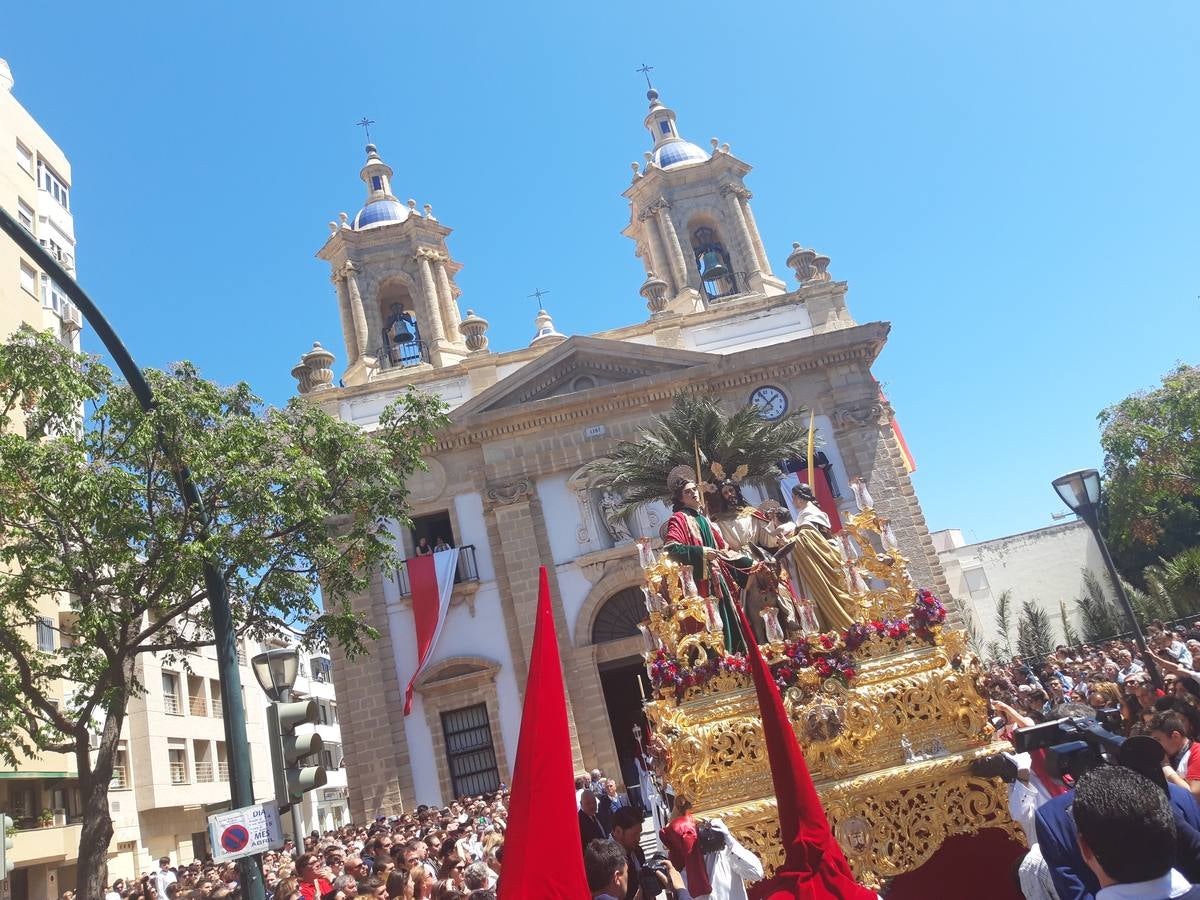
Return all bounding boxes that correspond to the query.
[654,201,690,293]
[415,249,446,363]
[483,477,584,768]
[342,261,370,361]
[830,398,953,615]
[739,192,773,276]
[722,184,761,280]
[639,211,672,293]
[332,272,358,364]
[434,255,462,342]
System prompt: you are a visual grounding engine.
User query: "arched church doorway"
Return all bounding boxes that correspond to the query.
[591,587,651,802]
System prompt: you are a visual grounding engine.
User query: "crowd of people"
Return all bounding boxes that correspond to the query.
[97,791,507,900]
[979,620,1200,899]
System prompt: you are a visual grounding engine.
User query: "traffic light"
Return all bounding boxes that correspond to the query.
[266,700,326,809]
[1,813,14,882]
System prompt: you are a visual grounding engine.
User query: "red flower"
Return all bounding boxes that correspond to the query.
[819,634,835,650]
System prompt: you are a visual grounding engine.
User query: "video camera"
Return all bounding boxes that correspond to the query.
[639,852,677,900]
[974,711,1127,783]
[1013,712,1126,780]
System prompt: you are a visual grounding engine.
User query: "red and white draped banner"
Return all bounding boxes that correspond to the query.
[403,547,461,715]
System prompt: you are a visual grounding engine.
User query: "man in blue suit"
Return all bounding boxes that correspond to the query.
[1036,736,1200,900]
[1070,766,1200,899]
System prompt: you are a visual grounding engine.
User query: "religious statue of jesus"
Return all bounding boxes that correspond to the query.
[661,473,752,655]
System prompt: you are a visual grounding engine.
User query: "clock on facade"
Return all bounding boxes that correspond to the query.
[750,386,788,420]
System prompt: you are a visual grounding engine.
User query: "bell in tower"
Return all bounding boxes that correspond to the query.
[316,141,471,385]
[622,79,787,314]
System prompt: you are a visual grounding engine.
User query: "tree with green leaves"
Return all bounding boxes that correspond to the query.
[586,391,811,515]
[1017,600,1055,661]
[0,327,447,897]
[1099,364,1200,581]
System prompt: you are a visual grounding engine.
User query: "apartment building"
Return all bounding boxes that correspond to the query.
[288,649,350,837]
[0,56,88,900]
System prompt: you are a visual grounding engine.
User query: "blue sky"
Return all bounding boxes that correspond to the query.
[5,2,1198,543]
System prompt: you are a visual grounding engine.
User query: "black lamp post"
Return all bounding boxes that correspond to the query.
[0,208,267,899]
[1052,468,1161,687]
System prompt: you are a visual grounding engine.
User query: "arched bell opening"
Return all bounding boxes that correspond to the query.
[689,223,739,301]
[376,279,428,369]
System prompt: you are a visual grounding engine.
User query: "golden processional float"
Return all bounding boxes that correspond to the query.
[632,484,1021,890]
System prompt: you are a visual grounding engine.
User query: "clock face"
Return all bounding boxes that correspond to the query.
[750,386,788,421]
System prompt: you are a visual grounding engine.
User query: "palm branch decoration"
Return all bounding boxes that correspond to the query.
[587,391,813,517]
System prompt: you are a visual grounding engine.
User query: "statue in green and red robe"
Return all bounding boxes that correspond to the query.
[661,476,750,655]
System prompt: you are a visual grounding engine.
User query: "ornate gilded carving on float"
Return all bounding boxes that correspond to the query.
[633,504,1019,888]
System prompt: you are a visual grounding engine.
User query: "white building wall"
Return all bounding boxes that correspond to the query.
[934,519,1117,653]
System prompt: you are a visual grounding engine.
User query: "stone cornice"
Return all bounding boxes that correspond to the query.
[430,322,889,451]
[308,281,856,404]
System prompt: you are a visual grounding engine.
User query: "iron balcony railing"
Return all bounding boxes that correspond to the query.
[218,761,229,781]
[163,693,181,716]
[702,271,749,302]
[110,765,128,789]
[189,694,207,716]
[375,339,431,371]
[169,762,188,785]
[195,761,214,783]
[212,697,223,717]
[394,545,480,597]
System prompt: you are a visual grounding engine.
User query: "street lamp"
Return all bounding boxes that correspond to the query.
[1052,468,1161,687]
[251,648,300,702]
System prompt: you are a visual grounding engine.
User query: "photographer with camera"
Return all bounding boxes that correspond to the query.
[1035,733,1200,900]
[585,838,692,900]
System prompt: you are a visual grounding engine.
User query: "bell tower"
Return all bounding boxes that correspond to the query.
[623,85,787,314]
[316,143,470,385]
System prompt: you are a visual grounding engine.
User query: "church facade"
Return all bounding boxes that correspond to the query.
[293,86,951,818]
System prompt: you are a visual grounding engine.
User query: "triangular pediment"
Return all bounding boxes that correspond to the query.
[453,336,718,419]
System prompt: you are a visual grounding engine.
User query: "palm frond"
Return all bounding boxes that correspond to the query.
[1076,569,1122,641]
[993,589,1013,657]
[1016,600,1055,660]
[587,392,812,516]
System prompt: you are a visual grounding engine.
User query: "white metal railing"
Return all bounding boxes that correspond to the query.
[164,693,181,715]
[212,697,223,717]
[189,694,207,716]
[169,762,188,785]
[217,761,229,781]
[110,765,128,789]
[195,761,213,783]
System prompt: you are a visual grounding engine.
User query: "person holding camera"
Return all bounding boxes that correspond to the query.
[585,838,693,900]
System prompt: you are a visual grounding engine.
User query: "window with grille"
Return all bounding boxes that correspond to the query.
[321,743,343,770]
[590,588,646,645]
[440,703,500,798]
[311,657,332,682]
[36,617,55,651]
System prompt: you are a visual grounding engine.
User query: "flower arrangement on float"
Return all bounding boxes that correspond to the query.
[646,590,949,701]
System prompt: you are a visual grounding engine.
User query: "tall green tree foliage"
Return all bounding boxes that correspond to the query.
[1099,364,1200,581]
[1017,600,1055,660]
[0,328,447,897]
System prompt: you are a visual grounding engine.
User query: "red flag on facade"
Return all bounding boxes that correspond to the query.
[498,567,590,899]
[403,548,461,715]
[734,602,877,900]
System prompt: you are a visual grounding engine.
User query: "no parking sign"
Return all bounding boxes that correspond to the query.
[207,800,285,862]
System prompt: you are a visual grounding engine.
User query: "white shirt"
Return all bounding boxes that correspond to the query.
[693,819,764,900]
[1096,869,1192,899]
[152,868,177,896]
[1018,844,1060,900]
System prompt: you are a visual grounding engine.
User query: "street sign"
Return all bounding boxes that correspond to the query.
[207,800,284,863]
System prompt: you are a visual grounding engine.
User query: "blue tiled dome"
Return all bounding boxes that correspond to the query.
[353,199,409,230]
[655,140,709,169]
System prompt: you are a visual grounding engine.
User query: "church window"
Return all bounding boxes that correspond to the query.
[659,120,672,135]
[441,703,500,798]
[591,587,646,645]
[371,175,383,191]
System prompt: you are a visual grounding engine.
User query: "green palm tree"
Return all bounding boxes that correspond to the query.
[587,392,812,516]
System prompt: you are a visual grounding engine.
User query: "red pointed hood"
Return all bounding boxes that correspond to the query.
[735,602,876,900]
[499,567,590,898]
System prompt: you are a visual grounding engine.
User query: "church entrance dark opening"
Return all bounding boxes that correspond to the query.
[599,657,650,805]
